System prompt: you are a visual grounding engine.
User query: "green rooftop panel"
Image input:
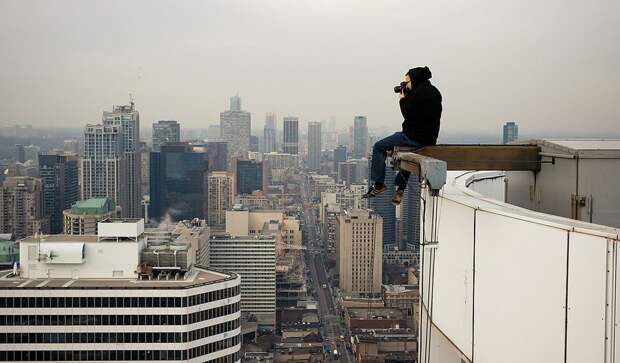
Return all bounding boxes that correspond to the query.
[68,198,116,215]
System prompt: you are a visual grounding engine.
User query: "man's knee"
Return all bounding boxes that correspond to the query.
[373,139,390,153]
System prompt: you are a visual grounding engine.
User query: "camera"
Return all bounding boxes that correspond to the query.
[394,81,408,94]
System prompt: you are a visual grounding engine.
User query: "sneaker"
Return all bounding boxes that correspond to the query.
[362,184,387,198]
[391,189,405,206]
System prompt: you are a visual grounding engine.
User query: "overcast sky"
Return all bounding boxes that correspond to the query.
[1,0,619,137]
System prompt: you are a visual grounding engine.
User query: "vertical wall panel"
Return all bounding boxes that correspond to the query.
[566,232,607,363]
[421,197,475,359]
[474,211,567,363]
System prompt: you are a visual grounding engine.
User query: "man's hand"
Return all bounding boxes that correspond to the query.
[399,91,406,100]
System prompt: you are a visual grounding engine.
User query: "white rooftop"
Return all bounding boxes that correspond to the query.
[534,139,620,157]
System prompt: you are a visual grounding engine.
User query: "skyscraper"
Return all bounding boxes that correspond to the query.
[152,120,180,151]
[0,176,47,239]
[503,121,519,144]
[81,124,128,216]
[334,145,347,164]
[220,96,251,163]
[139,141,150,198]
[400,177,420,251]
[207,171,233,228]
[102,102,141,218]
[63,139,80,155]
[368,158,396,247]
[337,209,383,296]
[3,219,242,362]
[235,159,266,195]
[208,233,276,326]
[337,161,358,185]
[249,135,259,152]
[230,95,241,111]
[353,116,368,158]
[283,117,299,155]
[150,142,209,222]
[206,141,228,172]
[307,121,322,171]
[263,112,277,153]
[14,144,25,163]
[39,153,79,234]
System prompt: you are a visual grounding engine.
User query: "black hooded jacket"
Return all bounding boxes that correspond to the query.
[400,66,442,145]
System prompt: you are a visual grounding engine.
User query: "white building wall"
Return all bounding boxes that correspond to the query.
[20,240,144,279]
[419,171,620,363]
[0,271,242,362]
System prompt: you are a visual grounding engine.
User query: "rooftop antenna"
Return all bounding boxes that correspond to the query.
[129,93,135,109]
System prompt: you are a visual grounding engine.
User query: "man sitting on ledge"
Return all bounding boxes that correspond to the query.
[363,66,442,205]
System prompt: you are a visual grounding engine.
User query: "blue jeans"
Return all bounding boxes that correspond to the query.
[370,132,419,190]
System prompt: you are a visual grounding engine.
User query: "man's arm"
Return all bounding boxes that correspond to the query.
[399,92,417,121]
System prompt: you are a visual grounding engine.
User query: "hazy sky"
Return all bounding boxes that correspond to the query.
[1,0,619,136]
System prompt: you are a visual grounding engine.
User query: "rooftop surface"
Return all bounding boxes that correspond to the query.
[0,267,235,290]
[347,307,406,320]
[67,198,117,215]
[19,234,147,243]
[544,139,620,150]
[535,139,620,157]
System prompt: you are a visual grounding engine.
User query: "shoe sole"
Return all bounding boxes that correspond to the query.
[363,188,387,198]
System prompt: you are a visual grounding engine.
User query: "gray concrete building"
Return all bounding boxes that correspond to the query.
[337,209,383,297]
[102,102,141,218]
[307,121,322,171]
[353,116,368,158]
[81,124,128,217]
[283,117,299,155]
[220,96,251,164]
[152,120,180,151]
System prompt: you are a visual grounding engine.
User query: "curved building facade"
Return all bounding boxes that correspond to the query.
[418,167,620,363]
[0,267,241,362]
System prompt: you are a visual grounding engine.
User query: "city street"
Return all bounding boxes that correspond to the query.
[302,181,352,363]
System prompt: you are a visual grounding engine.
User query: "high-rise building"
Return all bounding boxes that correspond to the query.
[249,135,259,153]
[207,172,233,228]
[39,154,79,234]
[334,145,347,164]
[263,152,299,183]
[368,158,396,247]
[350,157,370,184]
[206,141,228,172]
[208,233,276,326]
[63,197,121,235]
[14,144,25,163]
[307,122,322,171]
[353,116,368,158]
[0,176,47,239]
[206,124,221,140]
[139,142,150,198]
[263,112,277,153]
[152,120,180,151]
[337,161,358,185]
[503,121,519,144]
[150,143,209,222]
[2,219,242,362]
[230,95,242,111]
[400,178,421,251]
[336,209,383,296]
[102,102,141,218]
[283,117,299,155]
[235,159,266,195]
[81,124,128,217]
[63,139,80,155]
[23,145,41,165]
[220,96,251,163]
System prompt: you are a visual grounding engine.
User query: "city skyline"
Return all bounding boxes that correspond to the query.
[0,2,619,362]
[1,1,619,136]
